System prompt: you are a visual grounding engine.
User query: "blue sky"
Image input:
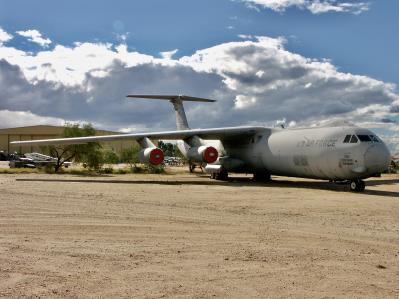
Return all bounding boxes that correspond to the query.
[0,0,399,151]
[1,0,398,84]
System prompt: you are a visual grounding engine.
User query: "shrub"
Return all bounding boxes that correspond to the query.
[101,167,114,174]
[115,168,129,174]
[102,149,120,164]
[146,164,165,174]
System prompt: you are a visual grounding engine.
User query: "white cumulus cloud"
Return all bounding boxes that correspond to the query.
[242,0,370,14]
[16,29,52,48]
[0,27,13,45]
[0,43,155,86]
[0,110,65,128]
[160,49,179,60]
[0,31,398,150]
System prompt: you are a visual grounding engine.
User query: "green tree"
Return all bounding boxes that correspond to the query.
[84,148,104,171]
[120,144,141,169]
[158,141,187,164]
[42,123,102,172]
[102,149,120,164]
[158,141,175,156]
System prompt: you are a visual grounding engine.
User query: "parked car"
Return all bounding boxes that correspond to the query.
[9,155,36,168]
[24,152,72,168]
[0,151,8,161]
[8,152,73,169]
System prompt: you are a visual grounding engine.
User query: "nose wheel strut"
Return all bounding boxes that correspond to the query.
[349,180,365,192]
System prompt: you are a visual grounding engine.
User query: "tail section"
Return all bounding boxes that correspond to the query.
[126,95,215,130]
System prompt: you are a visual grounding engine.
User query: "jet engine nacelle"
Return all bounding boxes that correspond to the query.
[139,147,164,165]
[187,146,218,164]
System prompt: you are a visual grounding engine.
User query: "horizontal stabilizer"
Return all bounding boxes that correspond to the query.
[126,94,216,102]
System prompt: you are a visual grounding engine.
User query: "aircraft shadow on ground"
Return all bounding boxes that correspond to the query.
[265,179,399,198]
[364,178,399,186]
[15,176,399,198]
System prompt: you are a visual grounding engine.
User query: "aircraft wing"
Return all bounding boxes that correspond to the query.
[10,126,267,146]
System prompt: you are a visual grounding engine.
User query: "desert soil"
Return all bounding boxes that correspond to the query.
[0,170,398,298]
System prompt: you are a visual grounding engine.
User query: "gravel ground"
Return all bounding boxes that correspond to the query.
[0,171,398,298]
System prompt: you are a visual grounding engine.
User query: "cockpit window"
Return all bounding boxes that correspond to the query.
[369,135,380,142]
[343,135,351,143]
[350,135,358,143]
[357,135,372,142]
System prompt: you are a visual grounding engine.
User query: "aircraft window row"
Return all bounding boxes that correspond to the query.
[343,134,380,143]
[357,135,372,142]
[350,135,358,143]
[343,135,351,143]
[369,135,380,142]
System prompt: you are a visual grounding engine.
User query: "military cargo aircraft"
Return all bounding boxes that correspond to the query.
[11,95,391,192]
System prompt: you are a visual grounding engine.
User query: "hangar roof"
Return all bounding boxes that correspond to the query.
[0,125,119,135]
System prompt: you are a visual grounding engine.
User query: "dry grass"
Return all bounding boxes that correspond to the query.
[0,168,39,174]
[0,164,183,175]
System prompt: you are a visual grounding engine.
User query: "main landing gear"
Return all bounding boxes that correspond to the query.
[253,172,271,182]
[189,163,204,173]
[349,179,365,192]
[211,170,228,181]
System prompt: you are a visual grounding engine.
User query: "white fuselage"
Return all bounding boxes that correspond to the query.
[179,126,391,181]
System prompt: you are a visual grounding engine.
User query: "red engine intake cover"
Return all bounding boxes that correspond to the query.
[149,148,164,165]
[203,146,218,163]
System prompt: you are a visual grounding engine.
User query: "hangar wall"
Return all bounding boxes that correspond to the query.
[0,125,137,155]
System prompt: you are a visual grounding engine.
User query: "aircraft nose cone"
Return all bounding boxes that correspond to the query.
[364,144,390,173]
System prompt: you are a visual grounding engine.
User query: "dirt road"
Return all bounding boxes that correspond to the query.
[0,172,398,298]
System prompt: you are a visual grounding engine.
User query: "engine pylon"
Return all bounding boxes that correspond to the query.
[137,137,164,165]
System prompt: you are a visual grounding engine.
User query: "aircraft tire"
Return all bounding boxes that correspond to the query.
[253,172,271,182]
[215,171,228,181]
[349,180,365,192]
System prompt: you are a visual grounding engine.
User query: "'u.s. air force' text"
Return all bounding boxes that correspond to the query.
[297,138,338,148]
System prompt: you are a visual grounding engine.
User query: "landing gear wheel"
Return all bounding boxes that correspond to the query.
[349,180,365,192]
[253,172,271,182]
[215,171,228,181]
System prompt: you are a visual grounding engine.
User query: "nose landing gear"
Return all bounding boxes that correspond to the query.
[349,179,365,192]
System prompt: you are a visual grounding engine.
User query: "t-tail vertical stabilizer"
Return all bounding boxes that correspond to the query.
[126,95,216,130]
